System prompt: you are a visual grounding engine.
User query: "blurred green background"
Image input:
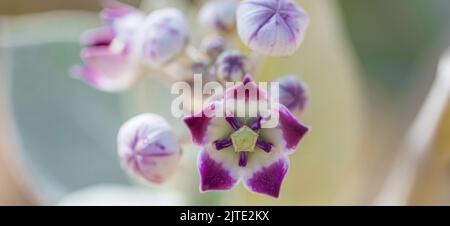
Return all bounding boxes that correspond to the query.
[1,0,450,205]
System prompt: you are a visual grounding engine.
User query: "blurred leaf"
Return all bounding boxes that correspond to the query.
[339,0,450,93]
[6,41,132,203]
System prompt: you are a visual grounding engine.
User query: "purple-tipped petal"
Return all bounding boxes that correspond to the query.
[244,156,289,198]
[70,65,102,90]
[278,105,309,151]
[199,151,239,192]
[183,103,217,145]
[184,116,212,146]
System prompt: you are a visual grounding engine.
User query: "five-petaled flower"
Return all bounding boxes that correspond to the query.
[184,75,309,198]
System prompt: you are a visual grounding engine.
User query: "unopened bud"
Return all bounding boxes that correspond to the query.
[275,75,309,114]
[133,8,189,65]
[117,114,182,184]
[236,0,309,56]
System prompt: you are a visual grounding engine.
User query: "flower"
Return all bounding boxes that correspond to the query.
[236,0,309,56]
[71,27,141,92]
[184,75,309,198]
[198,0,238,33]
[275,75,309,114]
[133,8,189,65]
[215,50,249,83]
[71,1,144,92]
[117,114,182,184]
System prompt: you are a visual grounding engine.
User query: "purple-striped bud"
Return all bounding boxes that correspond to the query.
[117,114,182,185]
[133,8,189,65]
[198,0,238,33]
[215,50,249,82]
[200,35,226,60]
[236,0,309,56]
[275,75,309,114]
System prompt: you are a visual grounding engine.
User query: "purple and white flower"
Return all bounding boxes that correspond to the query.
[118,114,182,185]
[71,1,144,92]
[198,0,238,33]
[184,75,309,198]
[71,27,141,92]
[133,8,189,65]
[275,75,309,114]
[236,0,309,56]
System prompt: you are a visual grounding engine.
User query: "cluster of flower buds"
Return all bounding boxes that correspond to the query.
[72,0,311,199]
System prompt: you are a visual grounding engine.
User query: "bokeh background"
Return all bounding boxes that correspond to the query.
[1,0,450,205]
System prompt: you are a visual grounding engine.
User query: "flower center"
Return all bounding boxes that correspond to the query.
[230,126,258,153]
[213,116,274,168]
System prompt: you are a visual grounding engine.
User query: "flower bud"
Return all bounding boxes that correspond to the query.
[133,8,189,65]
[215,50,249,82]
[198,0,238,33]
[200,35,226,60]
[117,114,182,184]
[236,0,309,56]
[275,75,309,114]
